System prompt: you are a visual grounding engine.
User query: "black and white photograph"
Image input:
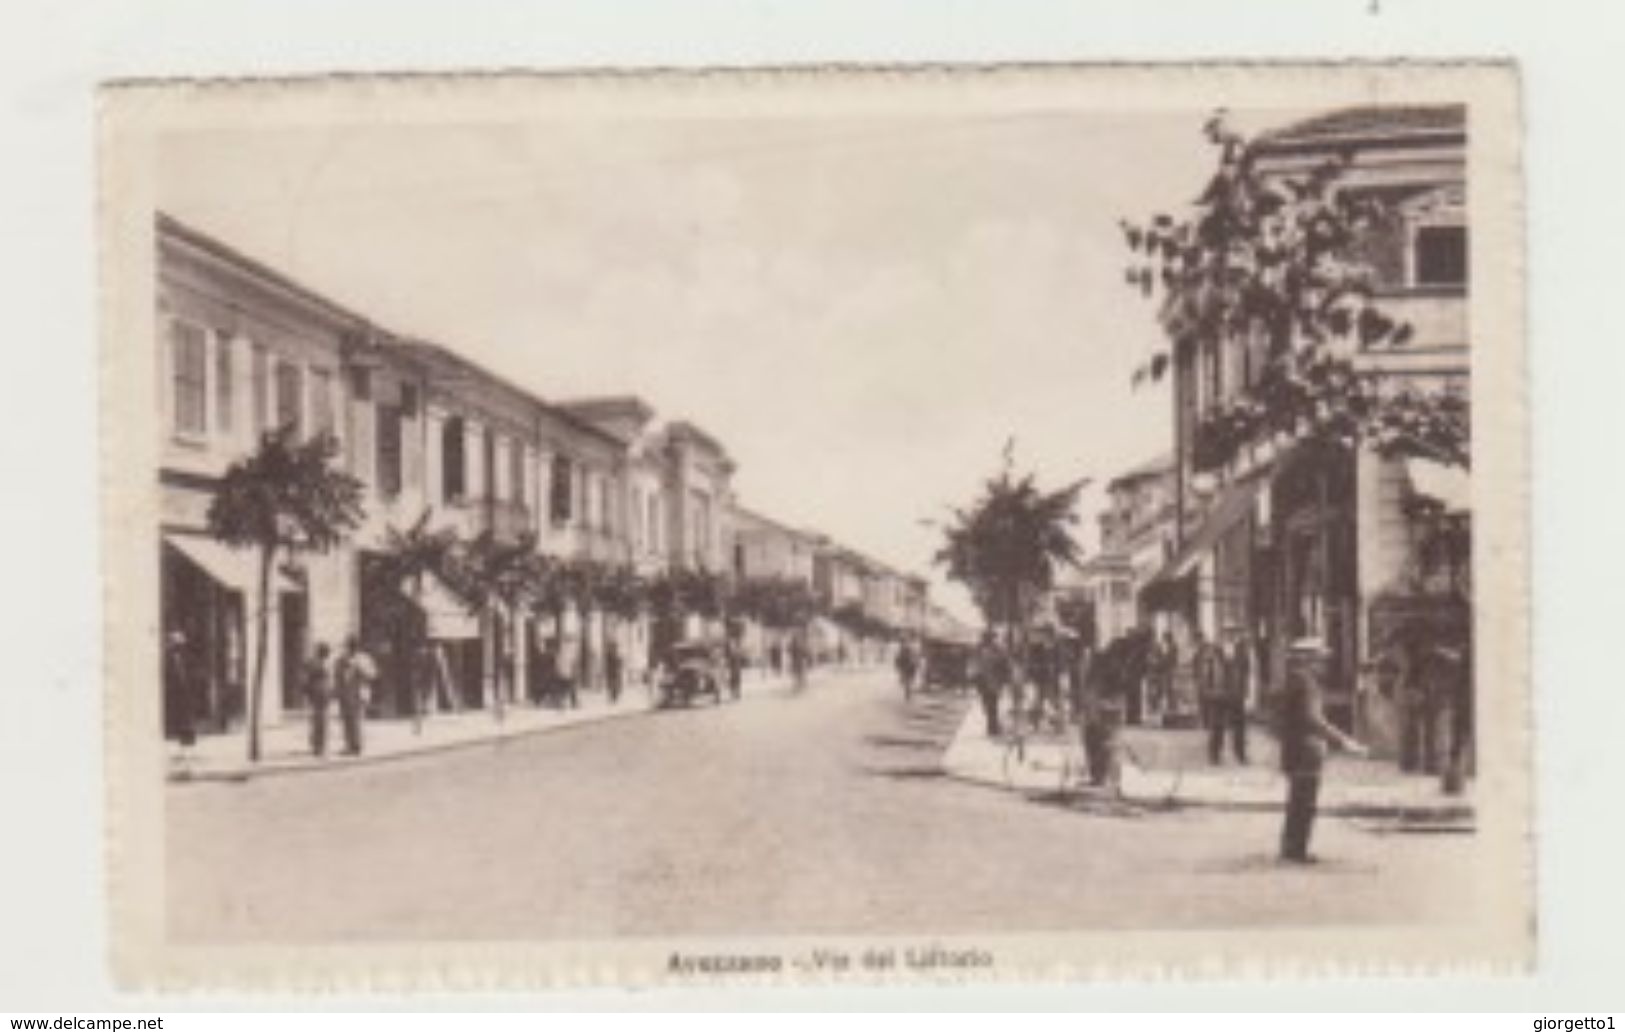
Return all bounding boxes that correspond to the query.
[97,64,1528,987]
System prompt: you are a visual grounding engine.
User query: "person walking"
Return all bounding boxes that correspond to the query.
[303,642,334,757]
[1150,630,1177,723]
[724,638,744,701]
[1193,628,1226,755]
[973,629,1008,737]
[336,636,377,757]
[1210,628,1250,764]
[605,638,624,706]
[894,638,918,700]
[788,633,809,692]
[163,629,198,768]
[1029,628,1061,728]
[1275,638,1367,863]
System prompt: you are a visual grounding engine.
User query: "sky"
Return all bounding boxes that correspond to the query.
[157,105,1297,622]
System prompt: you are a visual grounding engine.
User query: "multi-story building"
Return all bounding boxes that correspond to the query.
[157,214,373,735]
[1145,105,1470,750]
[662,420,737,575]
[156,212,934,741]
[731,506,817,586]
[1057,453,1178,647]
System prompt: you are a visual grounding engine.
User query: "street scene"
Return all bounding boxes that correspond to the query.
[143,82,1484,949]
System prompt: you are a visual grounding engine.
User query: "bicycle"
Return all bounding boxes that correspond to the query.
[1000,711,1085,795]
[1113,734,1186,809]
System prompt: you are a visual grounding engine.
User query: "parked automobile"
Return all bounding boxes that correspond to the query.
[655,642,729,707]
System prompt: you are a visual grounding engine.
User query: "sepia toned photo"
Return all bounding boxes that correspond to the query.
[98,63,1529,989]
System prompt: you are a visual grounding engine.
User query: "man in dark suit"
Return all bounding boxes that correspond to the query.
[1276,638,1366,863]
[1208,627,1251,764]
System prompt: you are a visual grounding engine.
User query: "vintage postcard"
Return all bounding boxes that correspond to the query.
[99,63,1529,989]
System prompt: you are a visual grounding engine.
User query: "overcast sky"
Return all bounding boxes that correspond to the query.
[158,106,1297,621]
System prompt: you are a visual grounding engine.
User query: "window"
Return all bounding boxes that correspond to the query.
[274,360,302,436]
[598,477,613,536]
[442,416,466,500]
[310,368,335,439]
[377,403,403,497]
[170,320,208,437]
[214,332,233,434]
[250,343,268,435]
[400,383,419,418]
[1414,224,1468,288]
[350,366,372,402]
[647,494,661,553]
[550,454,573,524]
[510,442,526,505]
[629,487,643,549]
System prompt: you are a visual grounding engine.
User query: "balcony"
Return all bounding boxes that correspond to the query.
[473,496,533,545]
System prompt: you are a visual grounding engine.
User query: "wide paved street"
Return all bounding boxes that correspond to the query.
[167,669,1475,943]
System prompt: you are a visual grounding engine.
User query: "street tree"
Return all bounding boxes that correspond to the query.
[450,530,541,722]
[933,445,1085,644]
[1121,111,1470,473]
[206,427,364,762]
[371,509,460,732]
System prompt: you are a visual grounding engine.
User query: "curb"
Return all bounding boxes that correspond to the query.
[936,711,1476,823]
[169,701,657,785]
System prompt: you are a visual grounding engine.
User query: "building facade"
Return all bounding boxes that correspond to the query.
[1147,105,1470,753]
[157,213,932,744]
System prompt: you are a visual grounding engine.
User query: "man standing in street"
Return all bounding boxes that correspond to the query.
[1150,630,1177,723]
[1193,628,1226,759]
[303,642,334,757]
[605,638,624,706]
[1209,627,1250,764]
[336,636,377,757]
[1275,638,1367,863]
[163,629,198,769]
[973,629,1007,737]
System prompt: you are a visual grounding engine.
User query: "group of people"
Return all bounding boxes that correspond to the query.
[956,622,1369,863]
[525,636,625,709]
[968,625,1126,785]
[765,635,812,691]
[301,636,379,758]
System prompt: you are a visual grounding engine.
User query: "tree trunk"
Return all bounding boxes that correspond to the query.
[488,605,505,723]
[410,570,425,735]
[248,544,274,763]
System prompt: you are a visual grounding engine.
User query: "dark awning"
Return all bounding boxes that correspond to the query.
[1142,467,1274,591]
[164,533,295,593]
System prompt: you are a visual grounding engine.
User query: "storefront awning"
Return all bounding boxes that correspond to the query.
[1405,458,1471,514]
[404,572,480,640]
[1143,468,1273,590]
[164,534,296,593]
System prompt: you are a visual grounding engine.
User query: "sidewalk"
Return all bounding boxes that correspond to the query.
[168,669,801,784]
[939,704,1475,822]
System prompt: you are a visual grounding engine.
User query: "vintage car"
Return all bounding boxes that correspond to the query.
[655,641,729,707]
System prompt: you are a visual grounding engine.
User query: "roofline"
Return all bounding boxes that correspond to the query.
[157,212,374,334]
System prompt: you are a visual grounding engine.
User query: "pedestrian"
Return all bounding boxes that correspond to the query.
[974,629,1008,737]
[789,633,809,691]
[895,638,918,699]
[558,638,579,709]
[1210,627,1250,764]
[605,638,624,705]
[303,641,334,757]
[1029,628,1061,727]
[163,629,198,768]
[1150,630,1177,723]
[1082,644,1117,785]
[724,638,744,700]
[1274,638,1367,863]
[1193,628,1225,749]
[336,635,377,756]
